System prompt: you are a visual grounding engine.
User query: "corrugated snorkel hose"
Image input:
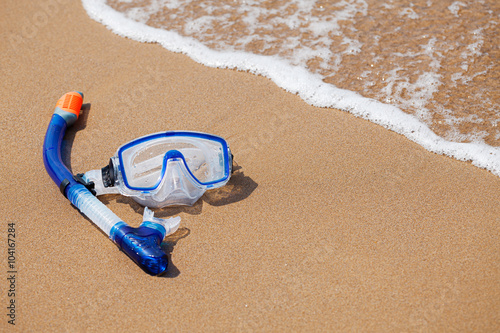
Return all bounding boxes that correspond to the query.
[43,92,170,275]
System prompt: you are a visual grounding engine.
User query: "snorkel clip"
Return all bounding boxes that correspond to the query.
[74,173,96,196]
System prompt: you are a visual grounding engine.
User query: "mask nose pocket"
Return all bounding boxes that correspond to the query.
[164,150,184,190]
[150,152,205,207]
[166,161,183,192]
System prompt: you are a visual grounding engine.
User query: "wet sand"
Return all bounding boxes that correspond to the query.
[1,1,499,331]
[108,0,500,146]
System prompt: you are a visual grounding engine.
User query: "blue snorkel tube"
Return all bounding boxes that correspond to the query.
[43,92,172,275]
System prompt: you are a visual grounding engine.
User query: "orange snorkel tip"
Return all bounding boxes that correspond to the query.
[55,91,84,119]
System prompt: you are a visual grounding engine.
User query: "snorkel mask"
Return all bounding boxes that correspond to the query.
[43,92,232,276]
[84,131,232,208]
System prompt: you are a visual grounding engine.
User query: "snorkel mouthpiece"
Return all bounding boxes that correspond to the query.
[110,208,180,275]
[110,223,169,275]
[43,92,178,276]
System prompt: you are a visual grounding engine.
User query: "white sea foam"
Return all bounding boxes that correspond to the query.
[81,0,500,177]
[448,1,466,17]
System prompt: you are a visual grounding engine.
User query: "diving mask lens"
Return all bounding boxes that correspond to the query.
[118,131,231,191]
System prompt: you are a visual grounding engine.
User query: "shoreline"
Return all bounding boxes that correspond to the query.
[84,0,500,177]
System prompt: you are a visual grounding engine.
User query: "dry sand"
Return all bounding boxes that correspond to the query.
[1,1,499,331]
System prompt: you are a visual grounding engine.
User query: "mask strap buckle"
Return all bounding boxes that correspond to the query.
[101,158,116,188]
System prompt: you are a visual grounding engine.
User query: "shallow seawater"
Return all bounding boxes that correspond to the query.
[107,0,499,146]
[83,0,500,175]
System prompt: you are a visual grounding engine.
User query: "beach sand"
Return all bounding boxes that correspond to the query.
[1,1,499,331]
